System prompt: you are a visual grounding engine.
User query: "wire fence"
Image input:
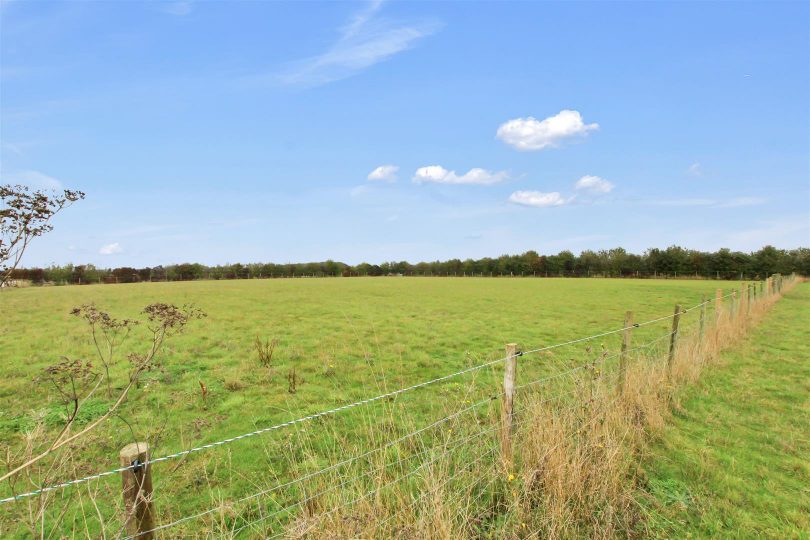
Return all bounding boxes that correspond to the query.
[1,276,794,539]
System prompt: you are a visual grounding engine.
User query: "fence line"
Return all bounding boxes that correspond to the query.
[122,326,681,538]
[1,297,718,505]
[5,277,791,540]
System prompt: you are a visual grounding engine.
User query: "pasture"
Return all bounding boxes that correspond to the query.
[0,277,774,537]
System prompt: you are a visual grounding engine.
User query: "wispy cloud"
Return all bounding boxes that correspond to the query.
[413,165,509,185]
[99,242,123,255]
[1,142,23,155]
[726,216,809,248]
[716,196,767,208]
[687,162,702,176]
[277,1,440,87]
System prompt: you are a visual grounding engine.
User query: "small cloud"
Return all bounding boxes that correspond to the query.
[413,165,509,185]
[1,170,63,190]
[508,190,567,208]
[99,242,123,255]
[160,1,193,16]
[496,110,599,151]
[367,164,399,182]
[574,175,614,194]
[687,162,702,176]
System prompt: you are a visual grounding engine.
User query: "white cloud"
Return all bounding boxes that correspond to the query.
[508,191,567,208]
[413,165,509,185]
[99,242,123,255]
[1,169,63,190]
[687,162,702,176]
[367,164,399,182]
[574,175,614,194]
[278,1,440,87]
[496,110,599,151]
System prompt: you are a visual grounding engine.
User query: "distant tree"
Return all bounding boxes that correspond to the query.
[176,262,203,281]
[0,184,84,287]
[112,267,140,283]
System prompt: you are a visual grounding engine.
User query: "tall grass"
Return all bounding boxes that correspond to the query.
[253,276,800,540]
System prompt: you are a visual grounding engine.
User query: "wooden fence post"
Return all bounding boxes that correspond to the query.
[715,289,723,323]
[501,343,518,467]
[618,311,633,395]
[120,442,155,539]
[698,294,707,343]
[730,290,737,319]
[667,304,682,376]
[746,284,752,314]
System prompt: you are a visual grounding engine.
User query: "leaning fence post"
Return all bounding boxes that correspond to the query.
[501,343,518,467]
[120,442,155,539]
[618,311,633,395]
[667,304,682,376]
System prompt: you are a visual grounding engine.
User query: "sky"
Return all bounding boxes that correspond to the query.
[1,0,809,268]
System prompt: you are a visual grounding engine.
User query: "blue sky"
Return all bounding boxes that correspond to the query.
[2,0,808,267]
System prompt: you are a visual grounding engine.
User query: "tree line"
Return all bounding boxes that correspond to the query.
[8,245,808,285]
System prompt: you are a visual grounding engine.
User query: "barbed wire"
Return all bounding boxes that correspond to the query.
[0,295,719,505]
[292,395,620,540]
[119,390,505,538]
[123,380,591,538]
[126,327,681,539]
[233,419,511,538]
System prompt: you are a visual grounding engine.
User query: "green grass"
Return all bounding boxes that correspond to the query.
[640,281,810,538]
[0,277,765,536]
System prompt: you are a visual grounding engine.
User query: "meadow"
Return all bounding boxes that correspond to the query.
[0,277,784,537]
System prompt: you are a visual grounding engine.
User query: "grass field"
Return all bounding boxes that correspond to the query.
[640,281,809,538]
[0,277,781,537]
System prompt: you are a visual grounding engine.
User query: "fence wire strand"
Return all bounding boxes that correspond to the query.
[1,295,723,505]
